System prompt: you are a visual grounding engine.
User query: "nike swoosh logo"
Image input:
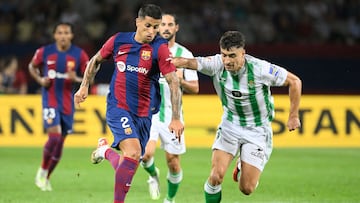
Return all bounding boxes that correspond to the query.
[125,183,131,187]
[118,51,127,55]
[47,60,56,65]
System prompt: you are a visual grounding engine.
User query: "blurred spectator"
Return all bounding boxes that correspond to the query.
[0,56,28,94]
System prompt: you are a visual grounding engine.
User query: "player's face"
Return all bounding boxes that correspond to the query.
[53,24,73,51]
[220,47,246,74]
[135,16,161,43]
[159,14,178,41]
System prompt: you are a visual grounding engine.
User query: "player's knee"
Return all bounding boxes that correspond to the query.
[209,171,225,185]
[142,153,152,162]
[240,182,256,195]
[167,157,180,172]
[124,150,141,160]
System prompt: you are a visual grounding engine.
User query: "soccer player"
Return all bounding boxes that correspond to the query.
[29,22,89,191]
[141,13,199,203]
[171,31,302,203]
[74,4,184,203]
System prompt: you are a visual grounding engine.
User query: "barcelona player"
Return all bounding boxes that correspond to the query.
[29,22,89,191]
[74,4,183,203]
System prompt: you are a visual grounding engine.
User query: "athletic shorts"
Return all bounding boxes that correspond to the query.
[106,104,151,156]
[149,120,186,155]
[42,107,73,136]
[212,119,273,171]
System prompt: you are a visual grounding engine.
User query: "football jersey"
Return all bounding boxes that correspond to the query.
[100,32,176,117]
[31,43,89,115]
[197,54,288,127]
[153,42,198,124]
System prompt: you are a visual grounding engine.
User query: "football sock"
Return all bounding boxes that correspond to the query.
[114,157,139,203]
[204,180,222,203]
[166,170,183,200]
[105,149,121,170]
[42,133,60,169]
[141,157,157,176]
[47,136,65,178]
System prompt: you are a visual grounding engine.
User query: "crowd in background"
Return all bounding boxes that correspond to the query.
[1,0,360,94]
[1,0,360,47]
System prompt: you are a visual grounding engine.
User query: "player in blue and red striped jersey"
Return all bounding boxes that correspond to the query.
[74,4,183,203]
[29,22,89,191]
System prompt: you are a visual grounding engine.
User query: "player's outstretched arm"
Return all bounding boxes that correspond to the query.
[74,52,103,107]
[171,57,198,70]
[283,71,302,131]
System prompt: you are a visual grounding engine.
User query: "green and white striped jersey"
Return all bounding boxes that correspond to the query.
[197,54,288,127]
[154,42,198,124]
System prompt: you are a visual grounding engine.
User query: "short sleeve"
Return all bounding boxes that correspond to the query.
[99,34,116,59]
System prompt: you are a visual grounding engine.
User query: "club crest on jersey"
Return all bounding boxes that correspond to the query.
[248,80,255,88]
[141,50,151,60]
[67,61,75,71]
[232,91,242,98]
[124,127,133,135]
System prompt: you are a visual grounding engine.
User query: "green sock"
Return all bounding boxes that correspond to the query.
[166,170,182,200]
[204,181,222,203]
[142,158,157,176]
[167,179,179,199]
[204,191,221,203]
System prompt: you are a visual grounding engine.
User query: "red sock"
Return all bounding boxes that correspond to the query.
[114,157,139,203]
[47,136,65,178]
[105,149,122,170]
[42,133,61,169]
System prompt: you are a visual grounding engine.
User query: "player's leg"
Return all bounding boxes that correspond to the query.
[106,108,150,203]
[204,149,233,203]
[114,137,141,202]
[164,152,182,203]
[47,114,73,181]
[204,125,239,203]
[161,126,185,203]
[234,125,273,195]
[141,139,161,200]
[35,108,62,191]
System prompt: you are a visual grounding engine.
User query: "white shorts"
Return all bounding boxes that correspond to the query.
[212,119,273,171]
[149,120,186,155]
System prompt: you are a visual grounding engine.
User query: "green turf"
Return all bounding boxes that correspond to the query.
[0,147,359,203]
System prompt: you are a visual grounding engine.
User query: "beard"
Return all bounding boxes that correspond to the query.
[162,32,174,41]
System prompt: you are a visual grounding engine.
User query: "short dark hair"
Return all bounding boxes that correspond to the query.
[53,22,74,34]
[219,31,245,50]
[162,12,178,25]
[138,4,162,20]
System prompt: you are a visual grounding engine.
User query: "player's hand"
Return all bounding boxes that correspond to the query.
[171,57,187,67]
[40,77,51,88]
[287,117,301,131]
[74,86,88,108]
[168,119,184,142]
[176,68,184,85]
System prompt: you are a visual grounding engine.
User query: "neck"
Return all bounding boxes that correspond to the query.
[56,44,71,52]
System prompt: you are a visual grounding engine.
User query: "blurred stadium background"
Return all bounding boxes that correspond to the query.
[1,1,360,202]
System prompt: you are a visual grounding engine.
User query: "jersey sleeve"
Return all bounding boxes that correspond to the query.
[196,54,223,76]
[158,43,176,75]
[79,50,89,74]
[261,61,288,86]
[180,48,198,81]
[99,34,116,59]
[31,47,44,67]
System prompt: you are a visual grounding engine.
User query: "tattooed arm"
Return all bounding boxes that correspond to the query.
[164,71,184,139]
[74,52,103,107]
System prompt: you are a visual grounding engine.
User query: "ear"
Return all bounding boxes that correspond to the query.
[175,24,179,32]
[135,17,140,27]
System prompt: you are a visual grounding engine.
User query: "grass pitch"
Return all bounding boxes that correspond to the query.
[0,147,359,203]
